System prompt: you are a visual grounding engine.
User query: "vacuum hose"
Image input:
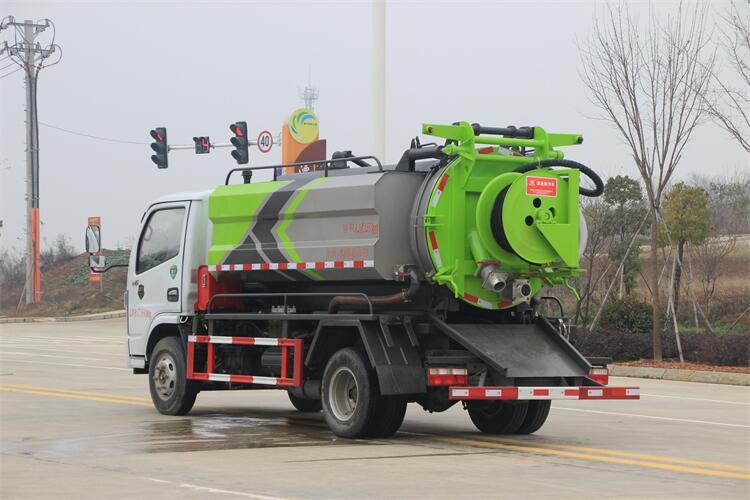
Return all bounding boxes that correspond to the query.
[327,268,420,314]
[514,159,604,197]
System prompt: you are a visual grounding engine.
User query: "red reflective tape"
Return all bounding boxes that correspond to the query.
[428,231,439,250]
[533,388,549,397]
[231,337,257,345]
[191,335,211,343]
[214,265,222,272]
[229,374,255,384]
[497,300,513,308]
[260,263,270,270]
[478,146,493,154]
[278,262,288,270]
[315,262,325,269]
[334,261,345,268]
[353,260,365,268]
[297,262,307,269]
[437,174,449,190]
[463,293,479,304]
[564,388,579,397]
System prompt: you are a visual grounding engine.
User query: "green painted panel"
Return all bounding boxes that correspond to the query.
[207,180,289,265]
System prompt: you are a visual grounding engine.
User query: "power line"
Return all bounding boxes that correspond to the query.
[0,66,22,79]
[38,121,149,145]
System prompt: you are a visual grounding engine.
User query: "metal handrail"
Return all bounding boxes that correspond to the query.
[206,291,375,317]
[224,155,384,185]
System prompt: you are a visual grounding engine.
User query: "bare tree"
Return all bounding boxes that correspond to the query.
[580,2,716,360]
[706,0,750,152]
[692,235,737,318]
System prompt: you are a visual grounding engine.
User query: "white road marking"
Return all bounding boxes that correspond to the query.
[0,357,129,371]
[145,477,288,500]
[553,406,750,428]
[0,351,110,362]
[640,393,750,406]
[0,346,122,357]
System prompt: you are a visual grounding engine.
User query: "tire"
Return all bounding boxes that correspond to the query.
[466,400,529,434]
[366,396,407,438]
[148,336,198,416]
[321,348,382,438]
[288,391,322,412]
[515,400,551,434]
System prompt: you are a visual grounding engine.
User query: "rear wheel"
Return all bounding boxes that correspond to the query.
[321,348,381,438]
[466,400,528,434]
[515,400,551,434]
[288,391,322,412]
[366,396,407,438]
[148,336,198,416]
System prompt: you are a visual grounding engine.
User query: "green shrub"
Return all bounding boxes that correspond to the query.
[601,297,654,333]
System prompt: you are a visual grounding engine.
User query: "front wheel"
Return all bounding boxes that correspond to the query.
[466,400,528,434]
[148,336,198,416]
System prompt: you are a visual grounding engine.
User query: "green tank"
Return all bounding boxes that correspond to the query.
[207,121,602,310]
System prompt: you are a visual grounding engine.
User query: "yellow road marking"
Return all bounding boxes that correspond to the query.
[432,436,750,481]
[1,383,149,402]
[475,436,749,472]
[3,382,747,481]
[0,384,151,407]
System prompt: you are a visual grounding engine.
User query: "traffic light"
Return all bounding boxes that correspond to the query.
[193,136,211,154]
[150,127,168,169]
[230,121,249,165]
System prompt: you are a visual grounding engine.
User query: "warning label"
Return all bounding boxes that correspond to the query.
[526,176,558,197]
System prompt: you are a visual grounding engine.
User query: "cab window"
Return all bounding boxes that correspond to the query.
[136,207,185,274]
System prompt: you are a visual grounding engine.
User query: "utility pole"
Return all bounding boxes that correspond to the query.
[0,16,59,304]
[371,0,385,161]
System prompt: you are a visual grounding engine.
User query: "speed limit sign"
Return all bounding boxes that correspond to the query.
[257,130,273,153]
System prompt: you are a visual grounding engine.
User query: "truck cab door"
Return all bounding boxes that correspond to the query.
[128,202,189,359]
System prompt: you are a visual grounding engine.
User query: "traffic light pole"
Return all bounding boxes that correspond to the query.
[167,136,281,151]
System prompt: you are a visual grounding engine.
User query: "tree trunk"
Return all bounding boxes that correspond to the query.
[651,211,662,361]
[673,240,684,319]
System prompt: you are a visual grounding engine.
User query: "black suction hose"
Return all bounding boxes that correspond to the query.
[514,159,604,197]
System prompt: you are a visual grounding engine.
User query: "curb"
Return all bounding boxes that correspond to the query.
[0,310,126,324]
[610,365,750,386]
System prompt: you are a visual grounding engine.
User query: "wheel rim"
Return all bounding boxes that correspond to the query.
[153,353,177,401]
[329,366,358,422]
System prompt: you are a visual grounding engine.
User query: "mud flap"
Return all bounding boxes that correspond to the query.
[359,319,426,396]
[431,316,591,378]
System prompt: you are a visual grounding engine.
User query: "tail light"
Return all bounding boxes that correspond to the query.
[588,367,609,386]
[427,367,468,386]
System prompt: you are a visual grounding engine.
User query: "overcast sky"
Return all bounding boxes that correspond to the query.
[0,0,746,253]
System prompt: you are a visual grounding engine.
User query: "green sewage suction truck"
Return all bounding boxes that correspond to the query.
[87,121,639,439]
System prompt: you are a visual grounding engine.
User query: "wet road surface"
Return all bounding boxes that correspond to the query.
[1,318,748,498]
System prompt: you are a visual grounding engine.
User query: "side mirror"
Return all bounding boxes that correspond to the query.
[85,225,101,253]
[89,255,107,270]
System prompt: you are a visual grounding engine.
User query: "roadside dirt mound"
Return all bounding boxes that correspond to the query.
[1,250,128,318]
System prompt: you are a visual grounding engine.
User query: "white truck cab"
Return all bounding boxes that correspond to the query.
[89,191,211,371]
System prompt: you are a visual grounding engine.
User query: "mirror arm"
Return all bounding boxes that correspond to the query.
[91,262,128,273]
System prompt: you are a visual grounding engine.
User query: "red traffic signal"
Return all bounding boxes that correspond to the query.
[149,127,168,169]
[230,121,249,165]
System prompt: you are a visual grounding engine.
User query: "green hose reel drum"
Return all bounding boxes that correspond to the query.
[419,122,588,310]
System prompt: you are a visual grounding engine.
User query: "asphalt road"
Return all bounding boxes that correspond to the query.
[0,319,748,499]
